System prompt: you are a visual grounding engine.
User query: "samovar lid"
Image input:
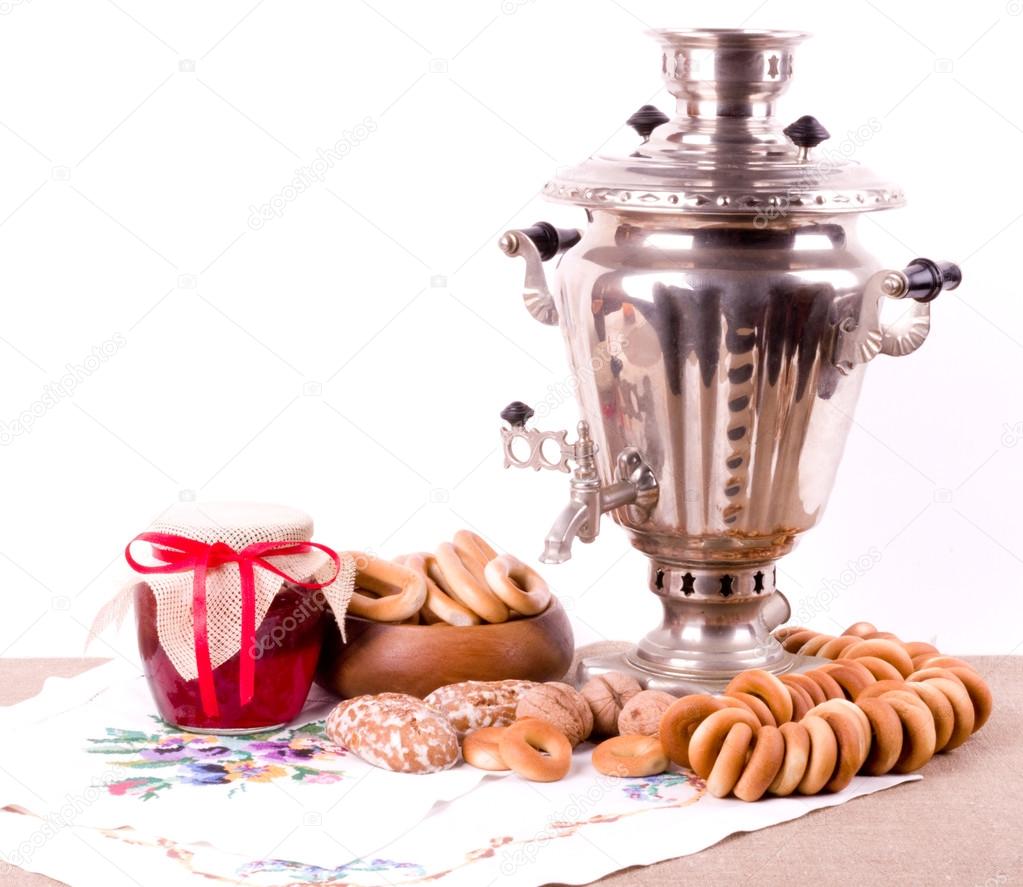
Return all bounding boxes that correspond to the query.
[545,28,904,218]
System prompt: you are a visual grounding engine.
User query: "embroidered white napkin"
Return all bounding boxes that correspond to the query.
[0,659,491,866]
[0,658,919,886]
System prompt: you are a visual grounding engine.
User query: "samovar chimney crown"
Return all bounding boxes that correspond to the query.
[543,28,905,214]
[651,28,808,119]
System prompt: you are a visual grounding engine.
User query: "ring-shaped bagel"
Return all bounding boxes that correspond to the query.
[855,679,912,702]
[808,698,871,762]
[797,714,838,795]
[844,655,903,682]
[805,668,845,701]
[781,673,827,706]
[452,529,498,565]
[781,630,820,653]
[434,542,509,623]
[591,735,668,778]
[445,538,491,596]
[725,669,793,724]
[659,695,730,768]
[462,726,509,771]
[856,697,904,776]
[808,707,864,792]
[705,722,755,798]
[913,675,975,750]
[904,680,955,752]
[498,718,572,782]
[726,691,776,727]
[843,639,914,677]
[903,641,939,660]
[399,553,481,626]
[878,691,936,773]
[945,666,993,733]
[797,634,836,657]
[773,625,808,642]
[732,725,785,802]
[347,553,427,622]
[816,664,874,701]
[816,635,862,659]
[483,554,551,616]
[688,708,761,780]
[785,682,814,722]
[827,658,877,685]
[768,721,810,797]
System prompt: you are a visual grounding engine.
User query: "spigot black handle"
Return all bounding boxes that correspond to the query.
[518,222,582,262]
[903,258,962,302]
[500,401,534,428]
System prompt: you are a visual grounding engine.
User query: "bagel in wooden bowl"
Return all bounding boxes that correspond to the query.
[316,598,574,699]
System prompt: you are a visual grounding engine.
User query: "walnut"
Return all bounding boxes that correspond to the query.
[618,689,677,737]
[580,672,643,736]
[515,681,593,746]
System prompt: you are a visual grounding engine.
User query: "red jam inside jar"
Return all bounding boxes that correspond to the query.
[135,583,327,732]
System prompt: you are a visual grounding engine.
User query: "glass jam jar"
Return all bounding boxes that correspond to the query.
[123,501,352,734]
[135,583,328,733]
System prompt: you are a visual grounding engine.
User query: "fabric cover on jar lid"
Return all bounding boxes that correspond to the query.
[94,502,356,683]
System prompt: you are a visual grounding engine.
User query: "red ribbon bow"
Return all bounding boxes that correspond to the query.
[125,532,341,718]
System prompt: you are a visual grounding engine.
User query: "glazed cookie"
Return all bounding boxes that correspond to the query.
[325,693,459,774]
[425,679,539,736]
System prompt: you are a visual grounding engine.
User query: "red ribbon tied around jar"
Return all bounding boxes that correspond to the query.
[125,532,341,718]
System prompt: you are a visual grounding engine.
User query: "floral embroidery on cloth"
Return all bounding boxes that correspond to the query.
[621,771,704,801]
[239,857,428,883]
[86,718,347,799]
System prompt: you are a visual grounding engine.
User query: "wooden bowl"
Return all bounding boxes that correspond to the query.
[316,598,574,699]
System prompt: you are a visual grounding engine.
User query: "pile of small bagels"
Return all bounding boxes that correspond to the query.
[347,530,551,624]
[323,620,993,801]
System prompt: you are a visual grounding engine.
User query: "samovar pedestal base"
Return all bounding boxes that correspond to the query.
[575,562,822,694]
[576,648,828,695]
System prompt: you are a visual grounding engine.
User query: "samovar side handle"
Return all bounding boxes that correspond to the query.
[498,222,581,326]
[834,258,961,374]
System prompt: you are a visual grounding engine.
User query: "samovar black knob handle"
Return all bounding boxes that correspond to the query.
[500,401,535,428]
[501,222,581,262]
[885,258,962,302]
[627,104,669,140]
[783,115,830,160]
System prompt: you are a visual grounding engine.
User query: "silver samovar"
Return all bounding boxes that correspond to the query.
[498,28,961,693]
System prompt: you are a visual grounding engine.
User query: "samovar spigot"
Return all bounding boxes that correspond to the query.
[499,402,658,564]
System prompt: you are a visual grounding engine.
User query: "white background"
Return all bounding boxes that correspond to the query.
[0,0,1020,663]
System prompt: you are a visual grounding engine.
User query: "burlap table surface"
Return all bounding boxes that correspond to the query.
[3,648,1021,886]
